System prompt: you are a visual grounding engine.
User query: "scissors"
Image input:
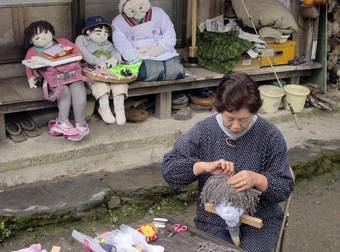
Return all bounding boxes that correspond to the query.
[167,224,188,237]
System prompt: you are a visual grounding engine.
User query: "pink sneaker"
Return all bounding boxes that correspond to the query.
[66,123,89,142]
[49,119,79,136]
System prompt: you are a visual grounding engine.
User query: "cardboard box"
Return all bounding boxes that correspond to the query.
[233,54,261,71]
[260,41,296,67]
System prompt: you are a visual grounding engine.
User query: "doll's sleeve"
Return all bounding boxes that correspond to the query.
[157,8,177,51]
[75,36,98,65]
[112,23,137,62]
[24,48,37,79]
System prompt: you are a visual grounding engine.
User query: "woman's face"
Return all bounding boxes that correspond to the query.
[221,108,254,135]
[31,28,53,48]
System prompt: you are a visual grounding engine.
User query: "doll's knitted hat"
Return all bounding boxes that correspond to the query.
[82,16,111,34]
[118,0,150,13]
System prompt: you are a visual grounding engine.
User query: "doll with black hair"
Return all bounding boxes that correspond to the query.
[24,20,90,141]
[76,16,127,125]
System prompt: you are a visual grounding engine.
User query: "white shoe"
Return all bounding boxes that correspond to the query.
[98,106,116,124]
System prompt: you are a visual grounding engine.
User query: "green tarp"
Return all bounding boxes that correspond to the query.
[198,31,252,73]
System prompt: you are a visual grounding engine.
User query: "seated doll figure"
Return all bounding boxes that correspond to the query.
[112,0,185,81]
[76,16,127,125]
[24,20,89,141]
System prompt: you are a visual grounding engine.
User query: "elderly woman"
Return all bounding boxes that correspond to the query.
[161,72,294,252]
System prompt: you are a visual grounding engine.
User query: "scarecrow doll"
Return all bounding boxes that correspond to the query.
[112,0,185,81]
[76,16,127,125]
[24,20,89,141]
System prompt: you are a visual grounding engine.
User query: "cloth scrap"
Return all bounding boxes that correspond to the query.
[12,244,48,252]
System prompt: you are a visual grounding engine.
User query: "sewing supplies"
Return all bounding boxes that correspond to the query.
[153,218,168,228]
[167,224,188,237]
[137,223,159,242]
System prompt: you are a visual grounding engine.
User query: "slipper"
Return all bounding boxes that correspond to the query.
[5,116,27,143]
[15,112,42,138]
[15,112,36,130]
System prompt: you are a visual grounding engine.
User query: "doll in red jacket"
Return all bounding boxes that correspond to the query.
[24,20,89,141]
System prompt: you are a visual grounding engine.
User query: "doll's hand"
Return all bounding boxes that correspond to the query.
[228,170,268,192]
[136,48,148,58]
[96,56,108,69]
[142,45,165,57]
[106,56,120,68]
[28,76,38,89]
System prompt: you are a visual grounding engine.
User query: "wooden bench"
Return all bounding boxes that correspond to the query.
[0,63,322,143]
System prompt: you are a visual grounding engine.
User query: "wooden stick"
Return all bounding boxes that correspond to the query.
[204,203,264,229]
[189,0,198,58]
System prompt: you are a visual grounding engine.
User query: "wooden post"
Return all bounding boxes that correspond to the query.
[305,19,314,64]
[0,113,6,144]
[155,92,172,119]
[189,0,198,62]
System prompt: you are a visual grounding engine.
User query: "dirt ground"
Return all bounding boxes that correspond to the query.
[1,169,339,252]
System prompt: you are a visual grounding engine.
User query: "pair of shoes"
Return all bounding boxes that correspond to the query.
[49,119,79,137]
[5,113,42,143]
[16,112,41,138]
[5,116,27,143]
[66,124,90,142]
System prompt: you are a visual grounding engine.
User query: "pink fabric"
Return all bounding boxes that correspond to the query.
[24,38,82,79]
[13,244,48,252]
[24,38,88,101]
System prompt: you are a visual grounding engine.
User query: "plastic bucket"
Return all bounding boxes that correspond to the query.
[283,84,310,112]
[259,85,285,113]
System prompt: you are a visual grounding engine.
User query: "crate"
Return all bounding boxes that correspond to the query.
[260,41,296,67]
[234,54,261,71]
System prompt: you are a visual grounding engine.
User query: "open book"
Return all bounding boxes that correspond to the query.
[22,54,82,69]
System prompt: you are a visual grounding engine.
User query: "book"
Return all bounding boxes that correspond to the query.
[42,43,73,59]
[22,54,82,69]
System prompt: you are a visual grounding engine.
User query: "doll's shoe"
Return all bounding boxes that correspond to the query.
[66,123,89,142]
[115,108,126,126]
[48,120,62,136]
[49,119,79,136]
[98,107,116,124]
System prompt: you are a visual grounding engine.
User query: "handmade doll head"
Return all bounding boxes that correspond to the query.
[82,16,112,45]
[24,20,55,51]
[201,175,261,246]
[119,0,151,20]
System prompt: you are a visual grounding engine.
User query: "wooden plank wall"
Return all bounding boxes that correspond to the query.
[186,0,224,39]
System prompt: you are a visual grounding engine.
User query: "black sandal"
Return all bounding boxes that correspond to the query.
[5,116,27,143]
[15,112,41,138]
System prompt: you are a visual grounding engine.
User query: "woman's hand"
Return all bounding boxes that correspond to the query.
[228,170,268,192]
[193,160,235,176]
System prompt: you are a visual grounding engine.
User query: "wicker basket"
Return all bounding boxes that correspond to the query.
[82,66,137,84]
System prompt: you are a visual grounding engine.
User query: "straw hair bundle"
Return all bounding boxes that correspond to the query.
[200,175,261,215]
